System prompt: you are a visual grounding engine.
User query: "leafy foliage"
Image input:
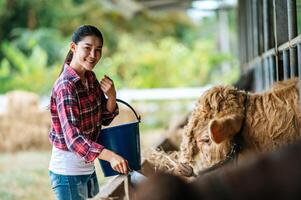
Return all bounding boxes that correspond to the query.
[0,0,239,94]
[96,34,237,89]
[0,42,60,93]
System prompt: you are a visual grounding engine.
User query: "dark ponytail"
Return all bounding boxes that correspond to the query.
[59,25,104,76]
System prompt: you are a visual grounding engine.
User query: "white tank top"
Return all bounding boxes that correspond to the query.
[49,146,95,175]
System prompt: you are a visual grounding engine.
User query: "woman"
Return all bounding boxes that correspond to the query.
[48,25,129,200]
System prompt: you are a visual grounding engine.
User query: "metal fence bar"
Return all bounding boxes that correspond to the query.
[288,0,297,77]
[253,0,259,57]
[260,62,265,91]
[268,55,275,85]
[255,63,261,91]
[283,50,290,80]
[290,47,297,77]
[258,0,264,54]
[247,0,253,61]
[271,55,278,82]
[263,0,270,51]
[297,44,301,77]
[297,44,301,105]
[287,0,297,40]
[255,62,260,91]
[264,57,270,88]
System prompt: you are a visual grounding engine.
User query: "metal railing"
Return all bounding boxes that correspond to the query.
[238,0,299,94]
[242,34,301,91]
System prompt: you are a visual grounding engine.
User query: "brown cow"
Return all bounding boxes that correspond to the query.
[148,78,301,177]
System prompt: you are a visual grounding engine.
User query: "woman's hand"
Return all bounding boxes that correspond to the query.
[100,75,117,113]
[98,149,129,175]
[100,75,116,99]
[109,154,129,175]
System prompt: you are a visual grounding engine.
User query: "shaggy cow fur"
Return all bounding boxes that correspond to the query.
[148,78,301,176]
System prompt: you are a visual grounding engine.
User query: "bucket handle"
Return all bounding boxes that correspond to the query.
[116,98,141,122]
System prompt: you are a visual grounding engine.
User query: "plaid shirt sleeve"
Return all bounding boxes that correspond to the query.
[100,92,119,126]
[55,81,104,163]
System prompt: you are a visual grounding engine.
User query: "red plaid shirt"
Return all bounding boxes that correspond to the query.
[49,64,118,163]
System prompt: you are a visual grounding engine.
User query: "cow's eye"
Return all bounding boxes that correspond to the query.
[201,136,210,143]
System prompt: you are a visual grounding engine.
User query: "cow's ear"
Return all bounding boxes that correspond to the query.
[209,115,243,144]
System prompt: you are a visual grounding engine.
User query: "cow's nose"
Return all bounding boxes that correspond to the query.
[175,163,195,177]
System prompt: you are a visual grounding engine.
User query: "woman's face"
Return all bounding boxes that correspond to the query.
[71,35,102,71]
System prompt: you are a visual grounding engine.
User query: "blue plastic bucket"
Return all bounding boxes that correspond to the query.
[97,99,141,177]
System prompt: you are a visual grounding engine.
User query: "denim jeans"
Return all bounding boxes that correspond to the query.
[49,171,99,200]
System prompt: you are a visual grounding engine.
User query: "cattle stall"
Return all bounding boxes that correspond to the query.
[94,0,301,199]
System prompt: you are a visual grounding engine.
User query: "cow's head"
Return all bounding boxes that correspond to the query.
[180,85,247,172]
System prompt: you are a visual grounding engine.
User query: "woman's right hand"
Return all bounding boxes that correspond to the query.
[98,149,129,175]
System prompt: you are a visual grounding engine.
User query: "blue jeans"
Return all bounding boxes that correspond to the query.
[49,171,99,200]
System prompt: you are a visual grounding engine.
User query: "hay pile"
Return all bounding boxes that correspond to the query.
[147,117,195,177]
[0,90,51,152]
[147,147,195,177]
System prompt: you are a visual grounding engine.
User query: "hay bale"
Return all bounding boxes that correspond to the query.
[0,91,51,152]
[6,90,39,116]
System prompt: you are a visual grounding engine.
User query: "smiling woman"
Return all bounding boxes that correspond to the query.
[48,25,130,200]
